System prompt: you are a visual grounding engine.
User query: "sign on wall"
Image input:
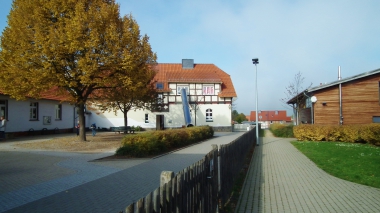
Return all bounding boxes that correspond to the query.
[43,116,51,125]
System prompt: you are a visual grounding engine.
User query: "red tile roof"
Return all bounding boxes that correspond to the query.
[154,63,237,97]
[1,62,237,101]
[249,110,292,122]
[39,87,72,102]
[0,87,71,102]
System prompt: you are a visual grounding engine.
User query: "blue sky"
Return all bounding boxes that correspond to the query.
[1,0,380,115]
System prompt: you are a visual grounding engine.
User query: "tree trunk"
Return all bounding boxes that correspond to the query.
[77,103,87,141]
[123,109,128,127]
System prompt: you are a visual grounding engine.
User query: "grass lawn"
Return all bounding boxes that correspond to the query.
[291,141,380,189]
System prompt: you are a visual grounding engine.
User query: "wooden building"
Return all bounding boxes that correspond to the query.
[288,68,380,125]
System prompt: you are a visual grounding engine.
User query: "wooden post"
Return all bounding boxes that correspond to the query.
[160,171,174,187]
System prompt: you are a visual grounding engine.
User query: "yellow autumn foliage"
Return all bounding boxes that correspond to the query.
[293,124,380,145]
[0,0,156,141]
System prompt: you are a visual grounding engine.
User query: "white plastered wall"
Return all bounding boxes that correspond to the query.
[2,96,75,132]
[87,102,232,129]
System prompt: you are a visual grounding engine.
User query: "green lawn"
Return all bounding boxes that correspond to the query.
[291,141,380,188]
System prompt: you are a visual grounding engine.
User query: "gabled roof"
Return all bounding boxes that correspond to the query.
[154,63,237,97]
[308,68,380,92]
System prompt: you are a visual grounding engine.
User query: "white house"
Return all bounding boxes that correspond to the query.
[1,59,237,135]
[87,59,237,131]
[0,93,80,137]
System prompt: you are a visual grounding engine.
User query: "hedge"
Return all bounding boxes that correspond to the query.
[269,123,294,138]
[116,126,214,157]
[293,124,380,145]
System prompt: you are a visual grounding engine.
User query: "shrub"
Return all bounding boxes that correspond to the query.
[134,125,142,131]
[360,124,380,146]
[116,126,214,157]
[269,123,294,138]
[293,124,380,145]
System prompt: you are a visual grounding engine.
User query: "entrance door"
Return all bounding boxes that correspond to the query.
[156,115,164,130]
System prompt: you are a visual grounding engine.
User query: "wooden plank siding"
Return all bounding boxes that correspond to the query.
[313,74,380,125]
[313,86,340,125]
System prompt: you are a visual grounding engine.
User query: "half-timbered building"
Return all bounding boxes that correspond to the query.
[88,59,237,131]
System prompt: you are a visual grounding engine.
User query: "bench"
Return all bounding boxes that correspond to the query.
[110,126,135,134]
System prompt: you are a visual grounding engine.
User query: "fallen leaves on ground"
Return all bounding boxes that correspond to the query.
[14,133,125,152]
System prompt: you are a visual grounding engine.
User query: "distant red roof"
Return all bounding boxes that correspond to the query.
[154,63,237,97]
[249,110,292,122]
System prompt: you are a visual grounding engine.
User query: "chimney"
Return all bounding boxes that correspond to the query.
[182,59,194,69]
[338,66,341,80]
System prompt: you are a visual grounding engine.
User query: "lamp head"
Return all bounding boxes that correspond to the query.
[252,58,259,64]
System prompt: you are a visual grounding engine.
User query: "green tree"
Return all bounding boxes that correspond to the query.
[232,110,239,121]
[232,110,247,124]
[236,113,247,124]
[0,0,156,141]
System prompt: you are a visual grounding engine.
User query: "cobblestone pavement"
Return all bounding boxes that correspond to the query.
[0,131,244,213]
[235,131,380,213]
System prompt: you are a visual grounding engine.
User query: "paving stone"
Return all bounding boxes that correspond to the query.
[235,131,380,213]
[0,132,244,213]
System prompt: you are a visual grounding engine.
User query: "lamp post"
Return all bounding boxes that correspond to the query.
[252,58,259,146]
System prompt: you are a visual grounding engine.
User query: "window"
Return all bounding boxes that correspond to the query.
[373,116,380,123]
[202,86,214,95]
[275,111,278,115]
[306,97,312,108]
[0,100,8,119]
[157,94,163,104]
[177,86,189,95]
[145,113,149,123]
[55,104,62,120]
[30,102,39,120]
[206,109,213,122]
[156,82,164,90]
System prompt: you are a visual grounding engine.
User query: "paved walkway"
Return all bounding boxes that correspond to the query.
[0,131,245,213]
[235,131,380,213]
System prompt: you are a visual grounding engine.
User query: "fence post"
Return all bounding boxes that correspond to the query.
[160,171,173,213]
[161,171,174,187]
[125,203,134,213]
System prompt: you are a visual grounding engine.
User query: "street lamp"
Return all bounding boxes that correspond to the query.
[252,58,259,146]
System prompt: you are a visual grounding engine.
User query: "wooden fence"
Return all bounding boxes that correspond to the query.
[219,129,255,211]
[123,129,256,213]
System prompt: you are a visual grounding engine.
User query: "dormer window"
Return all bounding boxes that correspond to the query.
[156,83,164,89]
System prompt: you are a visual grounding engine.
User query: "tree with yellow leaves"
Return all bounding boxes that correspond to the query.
[90,15,158,128]
[0,0,157,141]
